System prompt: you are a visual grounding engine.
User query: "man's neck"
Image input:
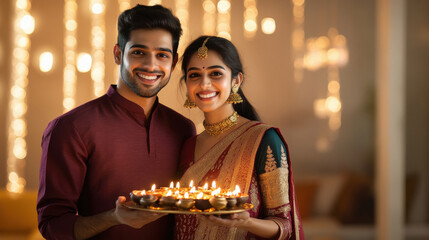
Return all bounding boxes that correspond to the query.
[116,82,157,119]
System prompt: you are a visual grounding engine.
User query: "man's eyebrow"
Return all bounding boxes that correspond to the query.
[129,44,173,53]
[187,65,226,72]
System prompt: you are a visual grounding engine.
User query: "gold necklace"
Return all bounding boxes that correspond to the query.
[203,112,239,136]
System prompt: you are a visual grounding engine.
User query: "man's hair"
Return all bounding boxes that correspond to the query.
[117,4,182,56]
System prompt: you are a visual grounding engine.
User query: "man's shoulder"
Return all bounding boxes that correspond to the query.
[49,95,110,127]
[157,104,193,123]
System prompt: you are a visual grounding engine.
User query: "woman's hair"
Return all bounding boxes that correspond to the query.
[117,4,182,57]
[181,36,260,121]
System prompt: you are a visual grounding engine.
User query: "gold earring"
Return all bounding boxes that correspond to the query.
[226,85,243,104]
[184,95,196,108]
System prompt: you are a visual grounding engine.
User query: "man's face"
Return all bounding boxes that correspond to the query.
[116,29,176,98]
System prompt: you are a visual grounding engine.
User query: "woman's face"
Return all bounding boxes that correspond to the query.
[186,50,238,113]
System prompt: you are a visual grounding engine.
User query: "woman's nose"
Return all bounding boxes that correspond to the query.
[200,74,211,88]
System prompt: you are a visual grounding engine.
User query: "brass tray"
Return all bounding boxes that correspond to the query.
[123,201,253,215]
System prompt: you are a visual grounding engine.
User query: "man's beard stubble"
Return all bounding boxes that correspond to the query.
[120,64,170,98]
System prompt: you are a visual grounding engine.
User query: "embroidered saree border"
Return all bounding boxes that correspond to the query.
[180,122,271,239]
[179,122,304,240]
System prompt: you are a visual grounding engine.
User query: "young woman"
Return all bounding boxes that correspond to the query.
[176,36,305,240]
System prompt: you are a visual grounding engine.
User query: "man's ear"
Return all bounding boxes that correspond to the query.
[172,54,179,70]
[113,44,122,65]
[233,72,244,87]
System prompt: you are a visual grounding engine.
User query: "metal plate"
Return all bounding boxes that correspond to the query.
[123,201,253,215]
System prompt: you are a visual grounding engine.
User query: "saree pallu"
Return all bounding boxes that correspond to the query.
[176,121,304,240]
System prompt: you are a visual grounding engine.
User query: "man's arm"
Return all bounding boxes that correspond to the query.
[74,196,166,240]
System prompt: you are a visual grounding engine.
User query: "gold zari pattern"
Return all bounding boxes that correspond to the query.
[259,167,290,209]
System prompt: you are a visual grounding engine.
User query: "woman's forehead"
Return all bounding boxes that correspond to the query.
[187,50,227,70]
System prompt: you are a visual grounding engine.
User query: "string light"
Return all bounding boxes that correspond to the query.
[261,17,276,35]
[39,51,54,72]
[148,0,162,5]
[91,0,106,97]
[244,0,257,39]
[291,0,305,82]
[7,0,33,193]
[217,0,231,40]
[63,0,77,112]
[117,0,130,12]
[311,28,348,151]
[202,0,216,35]
[175,0,189,53]
[77,52,92,73]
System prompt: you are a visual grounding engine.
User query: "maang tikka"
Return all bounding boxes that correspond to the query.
[198,37,210,60]
[226,84,243,104]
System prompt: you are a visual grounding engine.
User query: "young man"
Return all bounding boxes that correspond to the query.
[37,5,196,239]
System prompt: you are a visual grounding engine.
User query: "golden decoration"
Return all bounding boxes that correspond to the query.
[203,111,239,136]
[198,37,210,60]
[183,95,197,108]
[226,85,243,104]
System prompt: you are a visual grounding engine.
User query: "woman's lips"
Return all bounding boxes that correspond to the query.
[197,92,218,100]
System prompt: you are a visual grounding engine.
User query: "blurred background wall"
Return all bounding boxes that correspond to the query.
[0,0,428,239]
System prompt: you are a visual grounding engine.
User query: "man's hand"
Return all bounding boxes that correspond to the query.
[74,196,167,240]
[114,196,166,229]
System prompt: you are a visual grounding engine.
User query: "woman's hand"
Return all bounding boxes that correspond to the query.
[197,211,251,228]
[197,211,280,239]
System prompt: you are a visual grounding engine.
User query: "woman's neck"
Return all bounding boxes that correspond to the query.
[203,106,235,125]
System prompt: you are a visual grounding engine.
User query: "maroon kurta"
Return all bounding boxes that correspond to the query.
[37,85,196,240]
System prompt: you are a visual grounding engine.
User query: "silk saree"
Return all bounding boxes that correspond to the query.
[175,121,304,240]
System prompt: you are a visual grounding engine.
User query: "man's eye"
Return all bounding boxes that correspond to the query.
[132,50,144,55]
[158,53,170,58]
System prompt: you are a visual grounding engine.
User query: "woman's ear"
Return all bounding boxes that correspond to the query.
[113,44,122,65]
[232,72,244,87]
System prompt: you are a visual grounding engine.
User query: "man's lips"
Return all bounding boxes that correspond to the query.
[135,71,163,83]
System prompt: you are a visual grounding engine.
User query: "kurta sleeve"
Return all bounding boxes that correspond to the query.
[255,128,293,240]
[37,118,88,240]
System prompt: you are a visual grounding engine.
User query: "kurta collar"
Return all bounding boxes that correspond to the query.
[107,84,159,126]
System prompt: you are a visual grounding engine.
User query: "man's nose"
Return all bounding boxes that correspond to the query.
[142,54,157,71]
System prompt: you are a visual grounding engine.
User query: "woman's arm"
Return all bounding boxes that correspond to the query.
[199,212,280,239]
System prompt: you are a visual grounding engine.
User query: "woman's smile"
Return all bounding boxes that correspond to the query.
[197,91,219,100]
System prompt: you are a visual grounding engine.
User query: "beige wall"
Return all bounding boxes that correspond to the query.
[406,0,429,223]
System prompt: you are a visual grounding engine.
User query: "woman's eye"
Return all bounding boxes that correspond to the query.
[211,71,222,77]
[188,73,200,79]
